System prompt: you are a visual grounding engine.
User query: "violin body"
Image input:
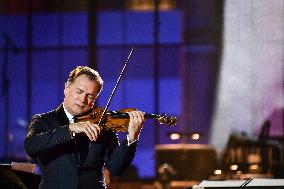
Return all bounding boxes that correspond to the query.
[76,107,177,132]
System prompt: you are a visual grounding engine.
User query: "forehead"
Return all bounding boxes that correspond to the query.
[70,75,99,94]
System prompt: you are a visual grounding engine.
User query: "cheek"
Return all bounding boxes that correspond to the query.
[65,90,76,102]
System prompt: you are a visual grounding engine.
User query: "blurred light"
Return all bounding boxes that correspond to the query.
[249,164,259,170]
[169,133,181,140]
[158,163,177,175]
[167,131,202,141]
[17,117,28,128]
[230,164,238,171]
[236,170,242,176]
[248,153,261,164]
[126,0,175,11]
[214,169,222,175]
[9,134,14,142]
[191,133,200,140]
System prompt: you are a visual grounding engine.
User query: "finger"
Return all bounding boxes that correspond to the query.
[86,122,99,139]
[92,124,101,134]
[90,125,98,139]
[128,111,136,125]
[82,126,94,141]
[71,123,86,134]
[135,111,144,123]
[139,111,145,123]
[88,122,101,141]
[132,111,143,124]
[127,111,133,120]
[85,123,96,141]
[134,111,145,130]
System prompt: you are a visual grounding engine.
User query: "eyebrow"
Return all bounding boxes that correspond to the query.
[76,88,95,97]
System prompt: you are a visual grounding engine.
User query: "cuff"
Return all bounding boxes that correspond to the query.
[127,135,139,146]
[69,125,76,139]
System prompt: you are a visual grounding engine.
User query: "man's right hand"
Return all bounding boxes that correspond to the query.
[69,121,101,141]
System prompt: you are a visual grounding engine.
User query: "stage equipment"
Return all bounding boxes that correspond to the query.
[222,133,283,177]
[156,144,217,181]
[193,178,284,189]
[0,162,40,189]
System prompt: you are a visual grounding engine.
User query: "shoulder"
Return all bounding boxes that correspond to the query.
[31,109,57,122]
[28,109,59,132]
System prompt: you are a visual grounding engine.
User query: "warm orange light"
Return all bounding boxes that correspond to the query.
[230,164,238,171]
[126,0,175,11]
[214,169,222,175]
[249,164,259,170]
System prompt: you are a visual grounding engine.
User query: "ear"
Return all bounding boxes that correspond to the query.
[64,82,69,96]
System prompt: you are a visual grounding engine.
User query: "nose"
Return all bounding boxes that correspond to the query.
[79,93,88,104]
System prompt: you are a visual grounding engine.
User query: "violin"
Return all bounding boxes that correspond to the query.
[76,107,177,132]
[77,47,178,132]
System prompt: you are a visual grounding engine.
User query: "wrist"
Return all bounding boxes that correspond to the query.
[128,134,139,142]
[127,135,139,146]
[69,125,76,138]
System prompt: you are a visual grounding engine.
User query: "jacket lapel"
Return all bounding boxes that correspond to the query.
[55,104,70,126]
[55,104,83,165]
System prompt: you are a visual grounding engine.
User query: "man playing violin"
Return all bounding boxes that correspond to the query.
[24,66,145,189]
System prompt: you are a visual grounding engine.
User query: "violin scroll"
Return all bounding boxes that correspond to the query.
[157,113,177,127]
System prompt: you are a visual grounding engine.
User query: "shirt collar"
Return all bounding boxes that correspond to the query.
[63,103,74,123]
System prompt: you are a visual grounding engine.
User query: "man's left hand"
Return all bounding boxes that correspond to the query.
[127,110,145,142]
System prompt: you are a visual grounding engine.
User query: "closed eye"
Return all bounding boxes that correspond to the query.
[76,89,84,94]
[88,95,94,100]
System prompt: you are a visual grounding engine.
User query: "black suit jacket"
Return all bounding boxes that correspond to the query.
[24,104,137,189]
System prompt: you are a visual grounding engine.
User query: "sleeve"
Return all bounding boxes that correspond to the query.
[24,115,73,157]
[104,132,138,176]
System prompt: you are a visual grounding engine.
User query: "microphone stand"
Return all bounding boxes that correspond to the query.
[1,33,19,158]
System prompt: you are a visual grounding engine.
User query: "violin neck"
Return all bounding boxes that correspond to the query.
[109,112,160,119]
[108,111,177,127]
[144,113,160,119]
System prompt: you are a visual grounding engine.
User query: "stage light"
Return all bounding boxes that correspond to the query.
[169,132,182,140]
[249,164,259,170]
[230,164,238,171]
[126,0,175,11]
[167,131,202,141]
[191,133,200,140]
[214,169,222,175]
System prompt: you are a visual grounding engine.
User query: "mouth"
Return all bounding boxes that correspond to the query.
[75,104,86,109]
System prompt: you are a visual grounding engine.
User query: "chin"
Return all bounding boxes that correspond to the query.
[75,108,90,116]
